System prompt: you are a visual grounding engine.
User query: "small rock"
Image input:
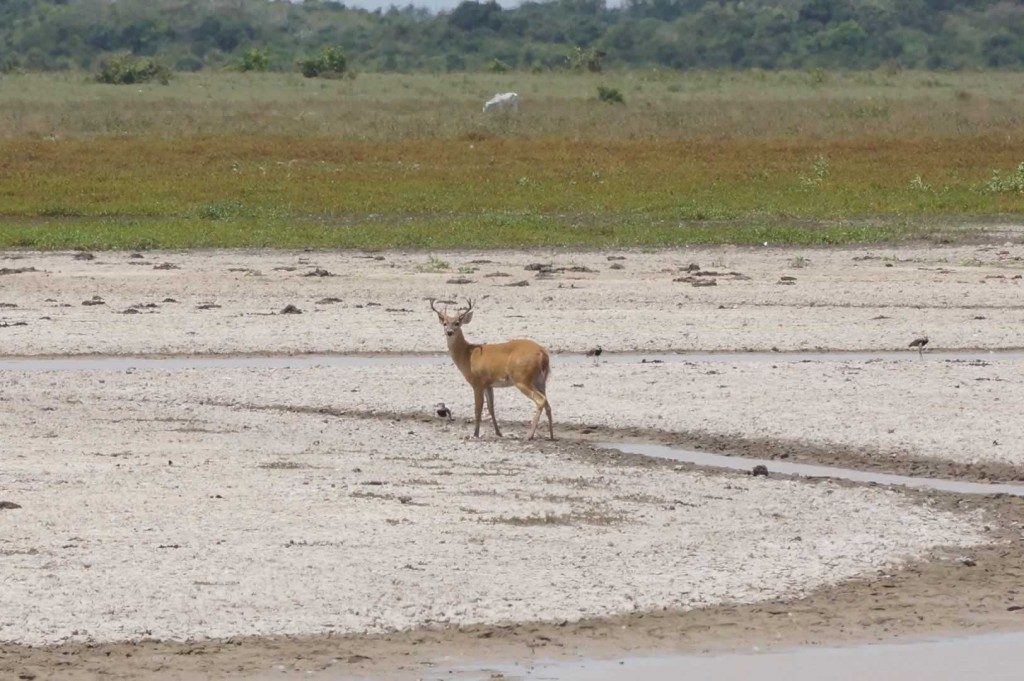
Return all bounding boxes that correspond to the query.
[120,308,140,314]
[82,297,105,306]
[524,263,551,272]
[196,303,221,310]
[280,304,303,314]
[73,252,95,261]
[162,298,178,303]
[609,263,624,270]
[347,655,371,663]
[316,297,344,304]
[302,268,334,277]
[506,280,529,287]
[0,501,22,510]
[153,262,179,270]
[607,255,626,261]
[129,253,144,259]
[960,557,976,567]
[751,465,769,477]
[446,277,473,285]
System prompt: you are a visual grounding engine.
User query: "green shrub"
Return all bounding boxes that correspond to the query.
[981,162,1024,194]
[95,54,172,85]
[0,54,20,74]
[488,58,511,73]
[298,46,347,78]
[238,48,269,73]
[597,85,624,104]
[569,46,605,72]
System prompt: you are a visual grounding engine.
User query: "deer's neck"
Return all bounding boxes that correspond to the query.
[446,331,477,378]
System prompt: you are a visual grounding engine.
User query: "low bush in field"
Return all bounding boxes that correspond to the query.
[597,85,624,104]
[298,47,347,78]
[96,54,172,85]
[981,162,1024,194]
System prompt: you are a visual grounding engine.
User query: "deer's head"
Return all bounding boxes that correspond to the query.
[430,298,474,339]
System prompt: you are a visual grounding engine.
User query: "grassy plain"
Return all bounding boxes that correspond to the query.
[1,70,1022,249]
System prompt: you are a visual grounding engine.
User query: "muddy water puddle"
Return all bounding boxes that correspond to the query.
[435,631,1024,681]
[1,349,1022,372]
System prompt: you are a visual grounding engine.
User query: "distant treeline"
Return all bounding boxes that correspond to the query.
[2,0,1023,73]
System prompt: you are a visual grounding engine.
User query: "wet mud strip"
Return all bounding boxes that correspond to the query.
[205,400,1024,485]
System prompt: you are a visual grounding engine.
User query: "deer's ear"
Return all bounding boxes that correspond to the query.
[460,310,473,325]
[435,311,446,322]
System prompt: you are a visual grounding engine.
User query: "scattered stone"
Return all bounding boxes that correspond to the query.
[446,277,473,285]
[73,252,95,261]
[0,267,39,275]
[162,298,178,303]
[609,263,624,270]
[346,655,371,664]
[960,557,976,567]
[82,297,105,306]
[524,263,551,272]
[316,297,344,304]
[196,303,221,310]
[1008,605,1023,612]
[0,501,22,510]
[280,304,303,314]
[607,255,626,261]
[684,263,700,272]
[751,465,769,477]
[468,259,494,264]
[0,322,28,328]
[0,303,16,308]
[129,253,144,259]
[303,268,335,277]
[120,308,140,315]
[153,263,179,270]
[506,280,529,287]
[484,272,510,278]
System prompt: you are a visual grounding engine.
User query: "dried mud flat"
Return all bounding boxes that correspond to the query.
[2,243,1024,680]
[0,242,1022,355]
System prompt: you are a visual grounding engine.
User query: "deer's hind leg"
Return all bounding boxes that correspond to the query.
[515,380,550,441]
[485,386,502,437]
[532,372,554,440]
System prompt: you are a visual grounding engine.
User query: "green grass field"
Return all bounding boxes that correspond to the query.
[1,70,1022,249]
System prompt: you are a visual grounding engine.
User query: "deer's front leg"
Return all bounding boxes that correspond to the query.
[473,386,484,437]
[485,386,502,437]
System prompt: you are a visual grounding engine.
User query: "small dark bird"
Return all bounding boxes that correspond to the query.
[585,346,603,357]
[435,402,454,422]
[909,336,929,356]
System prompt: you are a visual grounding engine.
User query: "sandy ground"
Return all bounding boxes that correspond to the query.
[0,244,1022,356]
[2,243,1023,680]
[0,372,984,647]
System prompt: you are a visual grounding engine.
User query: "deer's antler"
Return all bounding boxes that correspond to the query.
[457,298,474,321]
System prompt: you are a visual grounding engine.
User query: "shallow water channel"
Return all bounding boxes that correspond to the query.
[601,441,1024,497]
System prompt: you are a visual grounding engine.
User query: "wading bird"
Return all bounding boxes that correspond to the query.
[430,298,554,440]
[909,336,929,356]
[585,346,603,357]
[435,402,454,422]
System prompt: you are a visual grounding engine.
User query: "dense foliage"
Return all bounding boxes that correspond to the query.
[1,0,1023,72]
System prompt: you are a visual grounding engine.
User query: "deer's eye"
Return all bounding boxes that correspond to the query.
[454,322,460,327]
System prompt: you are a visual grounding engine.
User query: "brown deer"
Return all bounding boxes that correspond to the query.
[430,298,554,440]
